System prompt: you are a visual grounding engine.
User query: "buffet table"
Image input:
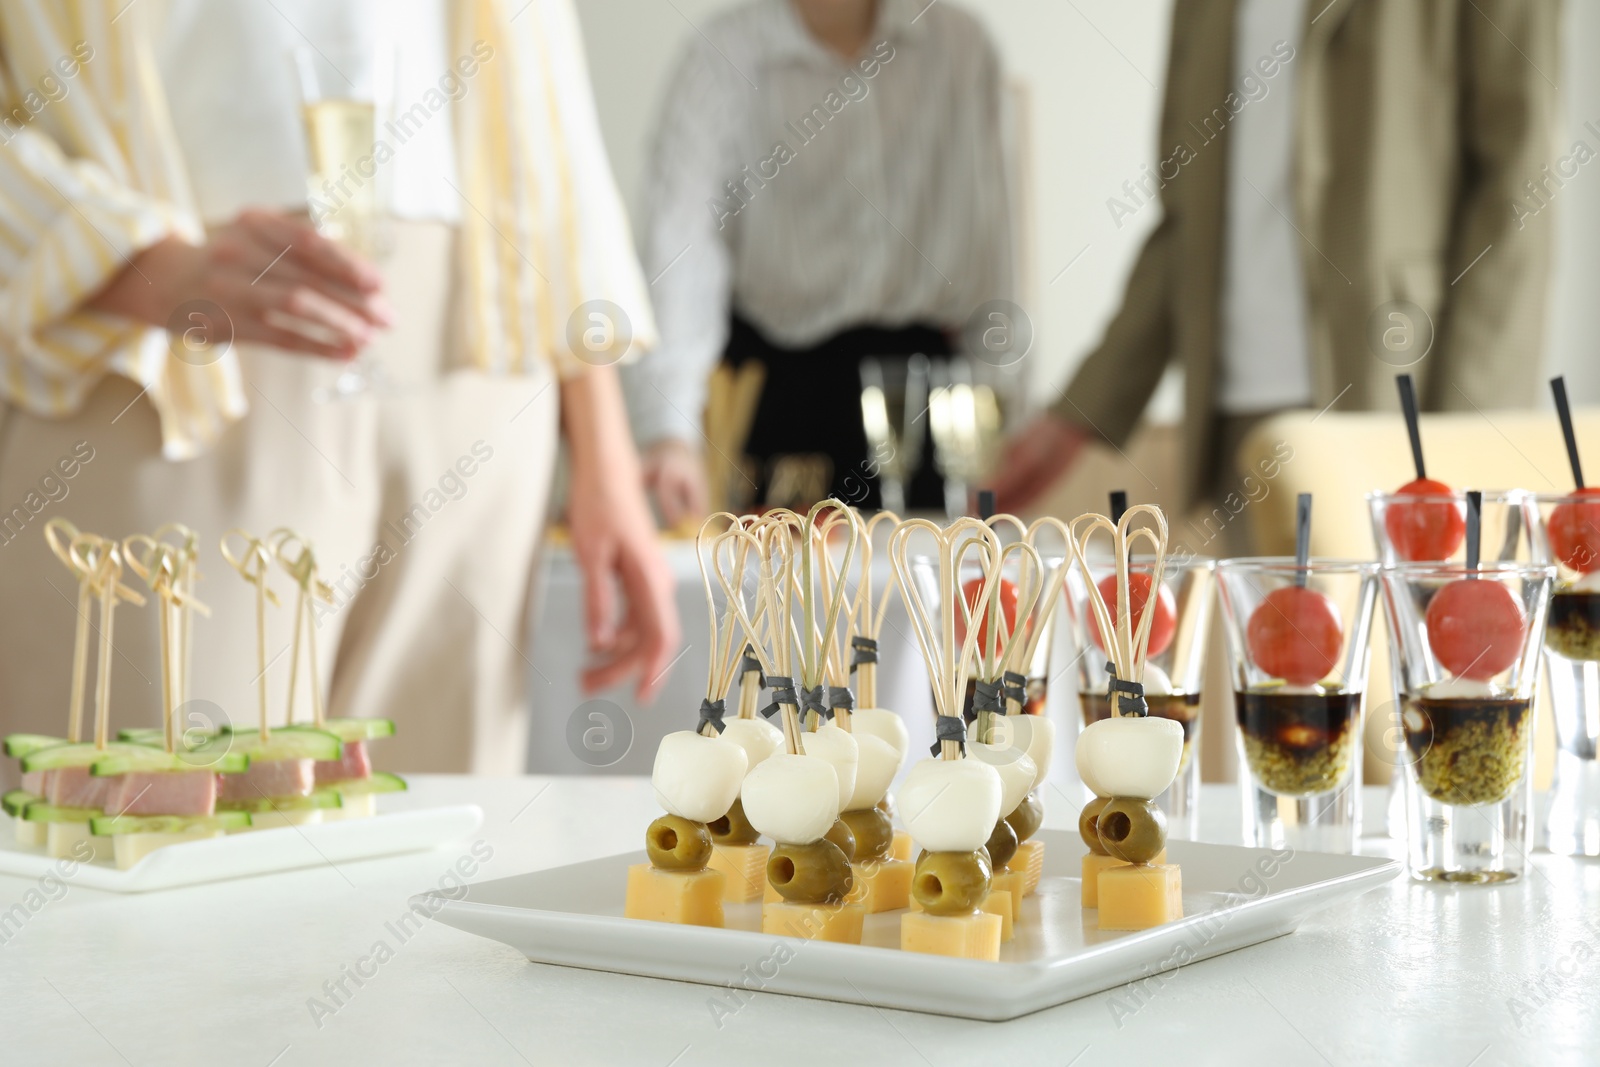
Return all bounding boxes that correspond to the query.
[3,777,1593,1066]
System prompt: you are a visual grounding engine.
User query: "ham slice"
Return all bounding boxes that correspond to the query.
[218,759,314,803]
[314,741,371,786]
[48,766,112,809]
[106,771,217,817]
[20,770,49,796]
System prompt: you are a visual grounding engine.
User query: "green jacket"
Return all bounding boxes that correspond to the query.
[1051,0,1559,502]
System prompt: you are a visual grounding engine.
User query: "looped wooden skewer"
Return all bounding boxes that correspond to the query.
[45,518,92,743]
[695,513,750,736]
[967,535,1043,743]
[804,503,861,729]
[1066,505,1169,717]
[68,533,143,750]
[888,517,999,759]
[268,527,335,729]
[1002,516,1074,712]
[153,523,201,709]
[844,510,901,709]
[221,529,280,740]
[125,534,212,755]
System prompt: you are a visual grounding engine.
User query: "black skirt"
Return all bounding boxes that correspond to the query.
[723,313,949,511]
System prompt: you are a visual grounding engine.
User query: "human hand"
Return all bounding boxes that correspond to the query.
[990,411,1090,512]
[642,438,709,530]
[88,208,392,359]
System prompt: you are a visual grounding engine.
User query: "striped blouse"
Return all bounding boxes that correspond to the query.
[622,0,1012,447]
[0,0,655,460]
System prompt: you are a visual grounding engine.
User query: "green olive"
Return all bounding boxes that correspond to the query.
[707,797,760,846]
[912,849,992,915]
[1079,796,1111,855]
[1006,792,1044,844]
[1096,797,1166,864]
[877,794,897,821]
[768,839,853,903]
[985,816,1019,870]
[823,817,857,863]
[840,807,893,862]
[646,814,712,871]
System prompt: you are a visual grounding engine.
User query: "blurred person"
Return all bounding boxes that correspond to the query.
[0,0,677,777]
[993,0,1558,521]
[624,0,1012,523]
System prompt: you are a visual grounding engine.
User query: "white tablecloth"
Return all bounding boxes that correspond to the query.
[3,776,1592,1065]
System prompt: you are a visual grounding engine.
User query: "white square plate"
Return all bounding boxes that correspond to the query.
[417,829,1399,1020]
[0,805,483,892]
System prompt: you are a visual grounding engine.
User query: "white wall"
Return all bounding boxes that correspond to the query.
[576,0,1599,419]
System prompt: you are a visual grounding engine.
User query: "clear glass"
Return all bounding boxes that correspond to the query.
[1215,559,1379,853]
[1530,493,1600,856]
[926,358,1003,519]
[289,40,396,401]
[1064,555,1214,839]
[1365,489,1539,837]
[1379,561,1553,882]
[857,354,929,514]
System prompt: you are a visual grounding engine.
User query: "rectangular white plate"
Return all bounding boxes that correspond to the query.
[0,805,483,893]
[417,830,1399,1021]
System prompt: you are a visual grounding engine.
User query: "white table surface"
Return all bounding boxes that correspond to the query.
[3,777,1596,1067]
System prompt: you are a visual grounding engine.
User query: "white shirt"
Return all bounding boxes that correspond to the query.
[623,0,1012,446]
[1217,0,1312,414]
[156,0,460,225]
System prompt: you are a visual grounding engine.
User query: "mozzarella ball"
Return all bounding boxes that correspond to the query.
[895,757,1002,853]
[1074,717,1183,800]
[969,714,1056,790]
[718,717,784,771]
[845,730,901,810]
[850,707,910,762]
[799,723,858,809]
[964,741,1037,817]
[651,731,749,823]
[741,753,840,845]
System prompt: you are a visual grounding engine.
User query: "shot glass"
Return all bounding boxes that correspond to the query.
[1366,489,1539,837]
[1379,561,1553,882]
[1065,555,1215,839]
[1215,559,1380,852]
[1531,493,1600,856]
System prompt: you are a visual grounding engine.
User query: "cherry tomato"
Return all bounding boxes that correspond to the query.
[961,577,1019,649]
[1547,487,1600,574]
[1090,573,1177,658]
[1384,477,1466,562]
[1246,586,1343,686]
[1425,579,1527,680]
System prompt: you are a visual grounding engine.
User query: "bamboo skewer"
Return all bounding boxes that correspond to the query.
[270,529,335,729]
[696,513,751,738]
[154,523,200,710]
[67,535,145,752]
[1066,505,1169,717]
[124,535,212,755]
[845,510,902,710]
[221,530,281,742]
[44,519,93,744]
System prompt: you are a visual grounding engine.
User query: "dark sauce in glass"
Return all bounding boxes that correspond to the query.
[1234,690,1360,796]
[1546,591,1600,662]
[1402,697,1529,805]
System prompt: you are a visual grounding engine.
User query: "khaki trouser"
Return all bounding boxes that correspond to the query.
[0,222,557,783]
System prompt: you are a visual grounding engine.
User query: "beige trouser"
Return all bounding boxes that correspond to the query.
[0,222,557,785]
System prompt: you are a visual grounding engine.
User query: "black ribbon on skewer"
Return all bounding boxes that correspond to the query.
[1106,661,1148,718]
[849,636,879,671]
[1002,670,1028,708]
[739,644,765,687]
[697,698,728,734]
[760,675,797,719]
[800,685,831,722]
[931,715,967,756]
[971,678,1005,717]
[827,686,855,713]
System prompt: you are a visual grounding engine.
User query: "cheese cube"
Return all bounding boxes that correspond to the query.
[47,821,112,863]
[708,843,769,903]
[900,910,1002,960]
[1080,848,1167,908]
[847,857,912,912]
[1013,838,1045,895]
[113,831,223,870]
[14,819,45,848]
[890,830,913,862]
[625,863,726,927]
[982,890,1014,942]
[320,795,377,821]
[989,867,1025,921]
[235,809,323,833]
[762,900,865,943]
[1097,864,1182,931]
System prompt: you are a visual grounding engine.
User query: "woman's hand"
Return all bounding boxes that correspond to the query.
[88,208,391,359]
[642,438,709,531]
[562,366,682,702]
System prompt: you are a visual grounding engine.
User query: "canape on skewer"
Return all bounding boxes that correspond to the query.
[1068,506,1185,929]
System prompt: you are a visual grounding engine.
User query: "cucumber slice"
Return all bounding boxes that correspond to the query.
[21,741,194,773]
[4,733,67,758]
[326,771,407,797]
[90,811,250,836]
[317,718,396,743]
[115,727,168,745]
[2,789,41,817]
[217,790,342,814]
[86,743,249,776]
[23,802,100,824]
[221,729,343,762]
